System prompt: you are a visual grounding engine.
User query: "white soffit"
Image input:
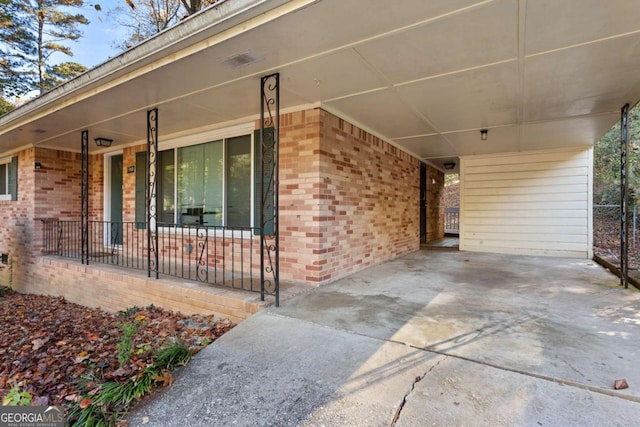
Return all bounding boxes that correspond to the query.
[1,0,640,164]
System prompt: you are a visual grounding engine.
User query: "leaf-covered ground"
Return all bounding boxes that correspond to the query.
[594,213,640,271]
[0,288,234,409]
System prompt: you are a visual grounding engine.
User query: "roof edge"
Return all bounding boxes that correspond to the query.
[0,0,285,128]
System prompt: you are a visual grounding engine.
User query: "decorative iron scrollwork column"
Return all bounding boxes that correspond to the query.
[260,73,280,306]
[81,130,89,265]
[147,109,159,279]
[620,103,629,289]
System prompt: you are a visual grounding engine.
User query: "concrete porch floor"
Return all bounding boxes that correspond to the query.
[126,251,640,426]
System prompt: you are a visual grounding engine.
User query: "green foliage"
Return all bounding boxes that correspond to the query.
[116,321,137,367]
[120,306,139,317]
[0,96,14,116]
[594,104,640,206]
[154,339,191,369]
[135,342,151,354]
[2,385,32,406]
[67,340,192,427]
[0,0,89,97]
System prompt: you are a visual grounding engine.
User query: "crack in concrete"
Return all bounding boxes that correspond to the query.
[390,356,447,427]
[417,346,640,404]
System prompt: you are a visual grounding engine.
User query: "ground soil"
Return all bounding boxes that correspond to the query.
[0,289,234,410]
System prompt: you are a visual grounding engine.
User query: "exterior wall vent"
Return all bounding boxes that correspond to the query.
[222,51,261,68]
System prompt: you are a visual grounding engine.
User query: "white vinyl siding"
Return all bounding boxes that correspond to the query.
[460,148,592,258]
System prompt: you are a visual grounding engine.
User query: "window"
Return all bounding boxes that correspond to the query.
[156,134,253,227]
[0,157,17,201]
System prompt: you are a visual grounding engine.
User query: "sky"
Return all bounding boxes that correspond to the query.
[60,0,127,69]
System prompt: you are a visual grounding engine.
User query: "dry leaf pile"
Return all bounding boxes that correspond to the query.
[0,288,234,408]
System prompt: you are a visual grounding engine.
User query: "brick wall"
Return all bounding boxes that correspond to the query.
[0,147,85,289]
[426,165,445,242]
[90,154,104,220]
[277,109,324,282]
[276,109,421,283]
[312,109,420,281]
[0,148,35,288]
[122,145,144,222]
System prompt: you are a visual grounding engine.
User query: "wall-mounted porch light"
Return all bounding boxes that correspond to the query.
[443,162,456,170]
[34,162,42,169]
[480,129,488,141]
[94,137,113,147]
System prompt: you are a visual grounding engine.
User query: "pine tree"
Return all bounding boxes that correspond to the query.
[0,0,90,97]
[0,0,35,96]
[0,96,14,115]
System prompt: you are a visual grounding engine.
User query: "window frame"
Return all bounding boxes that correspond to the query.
[155,123,256,233]
[0,156,16,201]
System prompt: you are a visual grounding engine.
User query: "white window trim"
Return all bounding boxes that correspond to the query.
[159,122,254,151]
[0,156,12,200]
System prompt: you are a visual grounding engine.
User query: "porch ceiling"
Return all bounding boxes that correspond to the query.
[1,0,639,171]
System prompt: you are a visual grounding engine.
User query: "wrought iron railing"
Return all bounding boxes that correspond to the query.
[41,220,262,292]
[445,207,459,233]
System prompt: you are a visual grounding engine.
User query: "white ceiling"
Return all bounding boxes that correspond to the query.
[2,0,640,172]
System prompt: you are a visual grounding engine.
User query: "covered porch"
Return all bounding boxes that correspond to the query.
[2,0,640,315]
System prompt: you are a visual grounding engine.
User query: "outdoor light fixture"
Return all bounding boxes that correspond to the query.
[443,162,456,170]
[94,137,113,147]
[480,129,488,141]
[34,162,42,169]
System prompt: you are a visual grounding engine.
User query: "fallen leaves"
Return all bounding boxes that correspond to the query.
[0,289,235,414]
[152,370,173,387]
[79,397,93,409]
[32,337,49,351]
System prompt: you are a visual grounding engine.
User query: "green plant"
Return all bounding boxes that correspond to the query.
[67,340,193,426]
[116,322,137,367]
[155,340,191,369]
[2,385,32,406]
[119,306,139,318]
[135,343,152,355]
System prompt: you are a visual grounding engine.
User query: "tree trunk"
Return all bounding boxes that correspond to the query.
[37,0,45,93]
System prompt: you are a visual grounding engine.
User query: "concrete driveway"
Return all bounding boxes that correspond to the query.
[127,251,640,426]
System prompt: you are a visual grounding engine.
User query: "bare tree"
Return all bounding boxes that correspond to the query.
[114,0,182,49]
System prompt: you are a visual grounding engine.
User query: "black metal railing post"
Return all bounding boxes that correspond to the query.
[621,103,629,289]
[147,108,159,279]
[260,73,280,305]
[81,130,89,265]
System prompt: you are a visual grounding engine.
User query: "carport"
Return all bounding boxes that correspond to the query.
[127,251,640,425]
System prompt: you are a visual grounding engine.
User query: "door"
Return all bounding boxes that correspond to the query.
[420,162,427,243]
[110,154,123,245]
